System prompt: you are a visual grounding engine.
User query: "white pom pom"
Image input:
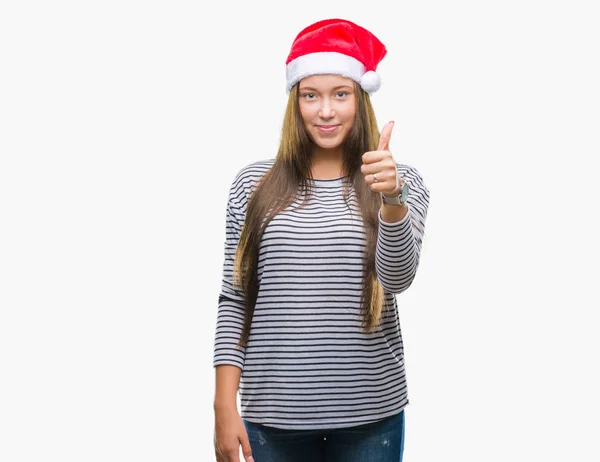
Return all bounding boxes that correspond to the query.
[360,71,381,93]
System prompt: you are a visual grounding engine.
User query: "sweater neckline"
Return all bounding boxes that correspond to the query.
[312,175,349,182]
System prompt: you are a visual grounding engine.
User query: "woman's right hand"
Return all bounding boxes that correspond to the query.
[214,404,254,462]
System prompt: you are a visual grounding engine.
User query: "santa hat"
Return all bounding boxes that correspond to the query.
[285,18,388,94]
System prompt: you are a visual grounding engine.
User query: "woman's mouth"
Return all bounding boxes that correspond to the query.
[316,125,340,133]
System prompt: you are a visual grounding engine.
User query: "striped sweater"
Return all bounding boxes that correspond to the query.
[213,158,430,430]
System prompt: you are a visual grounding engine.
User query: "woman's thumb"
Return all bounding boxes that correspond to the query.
[240,432,254,462]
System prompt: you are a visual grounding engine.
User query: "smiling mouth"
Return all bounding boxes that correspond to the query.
[316,125,340,133]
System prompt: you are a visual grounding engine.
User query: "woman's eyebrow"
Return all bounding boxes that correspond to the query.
[299,85,353,91]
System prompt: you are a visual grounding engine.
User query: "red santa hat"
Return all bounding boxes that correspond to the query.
[285,18,388,94]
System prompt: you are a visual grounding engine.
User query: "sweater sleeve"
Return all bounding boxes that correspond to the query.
[213,179,248,370]
[375,164,430,294]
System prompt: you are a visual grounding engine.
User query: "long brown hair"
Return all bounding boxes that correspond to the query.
[232,81,390,348]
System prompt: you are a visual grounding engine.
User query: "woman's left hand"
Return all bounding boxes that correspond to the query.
[361,121,403,196]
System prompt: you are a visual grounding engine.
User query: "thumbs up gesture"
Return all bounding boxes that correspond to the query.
[361,121,402,197]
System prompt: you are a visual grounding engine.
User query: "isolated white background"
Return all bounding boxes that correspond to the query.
[1,0,599,461]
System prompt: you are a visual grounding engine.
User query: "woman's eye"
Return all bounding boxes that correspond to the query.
[301,91,348,99]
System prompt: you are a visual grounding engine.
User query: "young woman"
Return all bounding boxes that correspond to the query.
[213,18,430,462]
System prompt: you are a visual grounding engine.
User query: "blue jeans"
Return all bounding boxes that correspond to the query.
[243,410,405,462]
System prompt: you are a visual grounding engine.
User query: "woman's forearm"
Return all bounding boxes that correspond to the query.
[214,364,242,410]
[380,202,408,223]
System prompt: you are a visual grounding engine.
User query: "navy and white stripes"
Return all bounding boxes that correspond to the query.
[214,158,429,430]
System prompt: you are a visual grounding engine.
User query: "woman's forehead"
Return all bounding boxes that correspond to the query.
[299,74,355,90]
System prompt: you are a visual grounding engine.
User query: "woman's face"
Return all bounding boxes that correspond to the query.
[298,74,357,154]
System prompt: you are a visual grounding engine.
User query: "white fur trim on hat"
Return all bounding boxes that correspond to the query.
[286,51,366,93]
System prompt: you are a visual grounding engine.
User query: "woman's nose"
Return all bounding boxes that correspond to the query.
[318,100,335,118]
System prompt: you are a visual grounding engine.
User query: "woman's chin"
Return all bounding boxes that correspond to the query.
[313,138,343,150]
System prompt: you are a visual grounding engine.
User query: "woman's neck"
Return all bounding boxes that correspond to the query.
[310,148,345,179]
